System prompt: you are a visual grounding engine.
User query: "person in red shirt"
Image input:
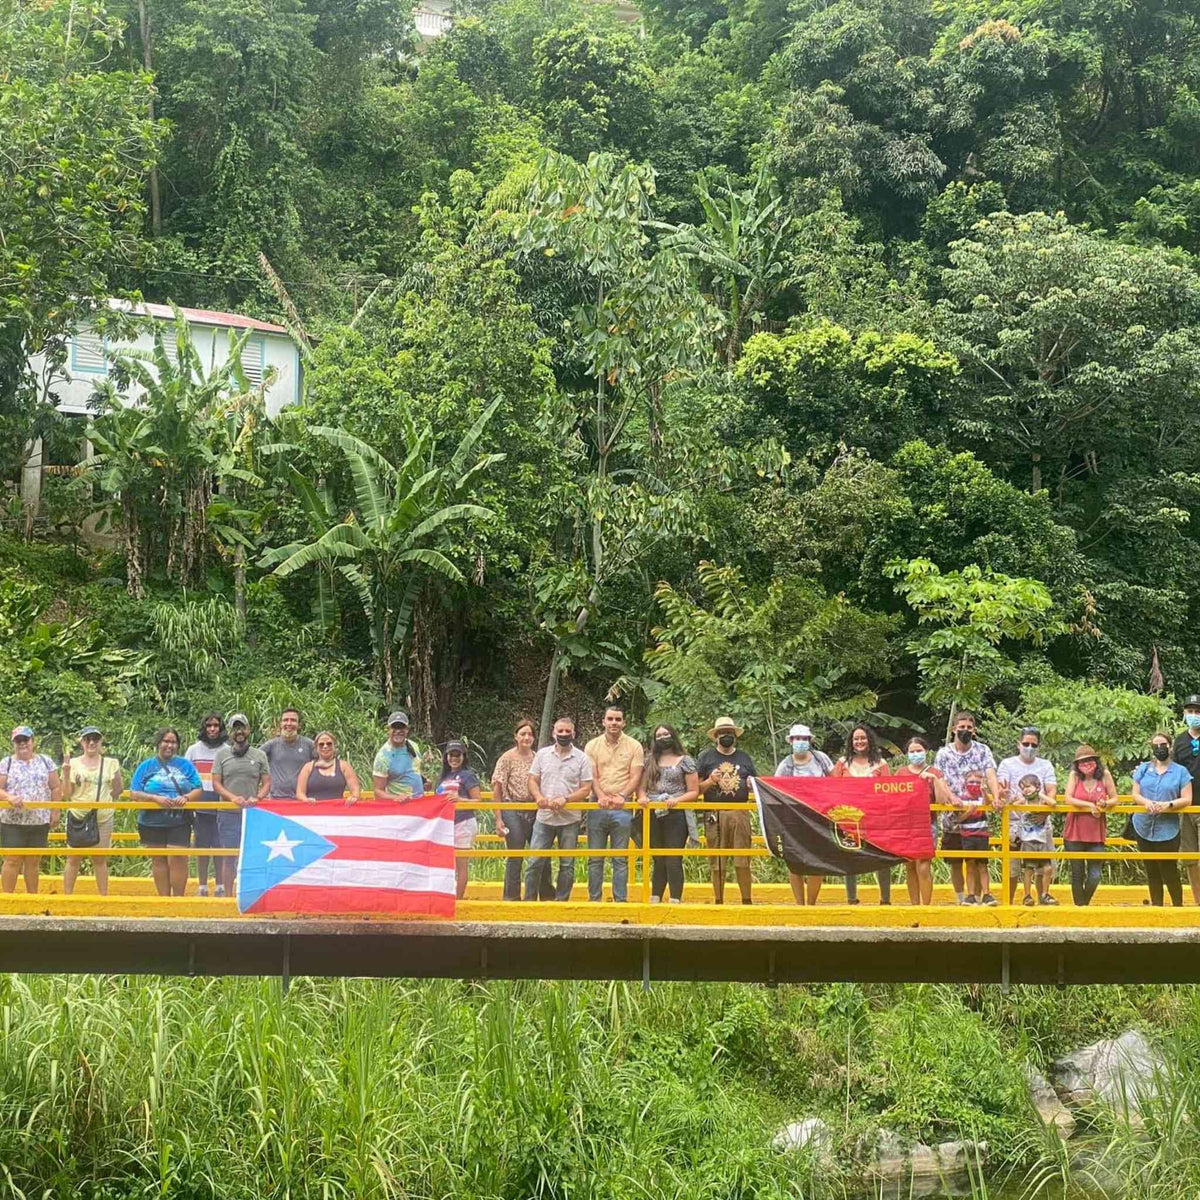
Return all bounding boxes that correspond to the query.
[1062,743,1116,906]
[832,724,893,904]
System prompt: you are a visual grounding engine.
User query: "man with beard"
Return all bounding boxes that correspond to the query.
[211,713,270,897]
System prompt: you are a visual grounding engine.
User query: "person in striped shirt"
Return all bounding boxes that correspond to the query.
[184,713,226,896]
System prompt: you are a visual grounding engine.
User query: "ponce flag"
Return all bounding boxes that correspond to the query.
[752,775,934,875]
[236,797,457,917]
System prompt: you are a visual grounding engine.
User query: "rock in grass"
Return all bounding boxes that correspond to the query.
[773,1117,832,1158]
[856,1128,986,1193]
[1025,1064,1077,1138]
[1052,1031,1165,1119]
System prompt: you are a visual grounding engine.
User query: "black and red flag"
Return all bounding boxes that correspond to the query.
[752,775,934,875]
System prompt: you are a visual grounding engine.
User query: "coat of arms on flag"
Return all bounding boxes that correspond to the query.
[752,775,934,875]
[236,797,457,917]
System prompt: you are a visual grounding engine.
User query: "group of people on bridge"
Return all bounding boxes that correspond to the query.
[3,697,1200,909]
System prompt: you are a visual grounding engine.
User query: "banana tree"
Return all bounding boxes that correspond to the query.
[657,165,792,363]
[263,401,502,701]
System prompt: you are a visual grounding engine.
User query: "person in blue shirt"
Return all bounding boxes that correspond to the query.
[129,727,203,897]
[1170,694,1200,904]
[371,712,424,797]
[436,740,482,899]
[1131,732,1193,907]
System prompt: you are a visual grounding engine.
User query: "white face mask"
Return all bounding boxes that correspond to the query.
[1019,744,1037,762]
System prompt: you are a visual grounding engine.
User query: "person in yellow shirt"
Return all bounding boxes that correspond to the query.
[61,727,122,896]
[584,707,644,902]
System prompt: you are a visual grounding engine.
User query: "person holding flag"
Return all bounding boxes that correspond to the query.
[774,723,832,905]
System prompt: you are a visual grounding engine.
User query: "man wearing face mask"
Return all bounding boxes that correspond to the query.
[698,716,757,904]
[774,723,833,904]
[527,716,594,901]
[1171,695,1200,904]
[996,727,1058,903]
[934,711,1001,905]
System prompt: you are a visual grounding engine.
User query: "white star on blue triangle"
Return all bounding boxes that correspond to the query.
[237,808,336,912]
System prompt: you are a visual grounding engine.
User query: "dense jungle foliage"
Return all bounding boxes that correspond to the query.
[4,0,1200,766]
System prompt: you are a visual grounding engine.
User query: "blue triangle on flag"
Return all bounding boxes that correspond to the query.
[236,807,336,913]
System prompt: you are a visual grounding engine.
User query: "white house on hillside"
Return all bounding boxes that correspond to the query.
[32,299,303,419]
[19,299,303,519]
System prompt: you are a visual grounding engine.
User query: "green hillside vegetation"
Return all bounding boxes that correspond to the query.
[3,0,1200,758]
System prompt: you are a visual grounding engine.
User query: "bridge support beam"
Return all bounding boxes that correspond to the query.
[0,917,1199,985]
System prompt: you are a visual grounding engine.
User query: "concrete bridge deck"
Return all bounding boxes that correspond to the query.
[2,902,1199,986]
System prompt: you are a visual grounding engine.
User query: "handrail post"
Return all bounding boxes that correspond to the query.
[1000,803,1011,907]
[641,802,651,903]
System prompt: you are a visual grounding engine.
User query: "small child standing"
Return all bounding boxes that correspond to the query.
[1007,773,1059,906]
[957,768,997,906]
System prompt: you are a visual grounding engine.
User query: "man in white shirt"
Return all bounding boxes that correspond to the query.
[526,716,594,901]
[996,725,1058,904]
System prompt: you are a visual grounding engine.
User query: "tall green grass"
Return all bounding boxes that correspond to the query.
[0,977,1194,1199]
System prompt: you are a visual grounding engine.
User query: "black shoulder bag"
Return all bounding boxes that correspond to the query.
[66,758,104,848]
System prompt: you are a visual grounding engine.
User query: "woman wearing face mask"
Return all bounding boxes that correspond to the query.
[1130,732,1191,907]
[832,723,892,904]
[641,725,698,903]
[894,737,948,905]
[1062,744,1116,906]
[774,723,834,904]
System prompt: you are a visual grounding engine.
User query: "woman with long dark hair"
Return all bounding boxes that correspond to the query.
[833,723,893,904]
[640,724,698,903]
[184,712,226,896]
[492,719,548,901]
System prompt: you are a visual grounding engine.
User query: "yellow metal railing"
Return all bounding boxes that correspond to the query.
[2,794,1196,907]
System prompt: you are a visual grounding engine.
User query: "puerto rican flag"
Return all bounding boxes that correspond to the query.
[236,798,456,917]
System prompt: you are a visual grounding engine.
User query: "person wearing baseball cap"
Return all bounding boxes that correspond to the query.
[0,726,62,896]
[61,727,122,896]
[436,740,482,898]
[1172,695,1200,904]
[212,713,270,897]
[372,711,424,798]
[697,716,757,905]
[774,723,834,905]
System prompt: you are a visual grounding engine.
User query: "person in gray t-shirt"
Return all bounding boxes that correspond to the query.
[212,713,270,894]
[259,707,315,799]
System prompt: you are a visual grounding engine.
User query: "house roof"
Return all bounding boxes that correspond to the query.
[106,298,289,336]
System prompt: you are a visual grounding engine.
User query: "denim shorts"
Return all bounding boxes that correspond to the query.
[216,809,244,849]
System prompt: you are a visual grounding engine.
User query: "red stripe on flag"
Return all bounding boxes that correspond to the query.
[246,884,455,917]
[259,796,455,821]
[323,837,455,868]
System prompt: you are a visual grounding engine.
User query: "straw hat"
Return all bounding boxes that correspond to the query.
[708,716,744,740]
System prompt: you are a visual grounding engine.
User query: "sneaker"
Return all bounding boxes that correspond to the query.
[667,898,681,905]
[963,895,979,905]
[215,885,226,898]
[1039,893,1059,906]
[981,894,999,907]
[197,885,209,898]
[1022,895,1035,907]
[649,895,661,904]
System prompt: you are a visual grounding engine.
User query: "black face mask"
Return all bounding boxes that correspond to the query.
[717,734,736,748]
[955,728,974,744]
[555,733,573,747]
[654,737,673,751]
[1153,744,1170,761]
